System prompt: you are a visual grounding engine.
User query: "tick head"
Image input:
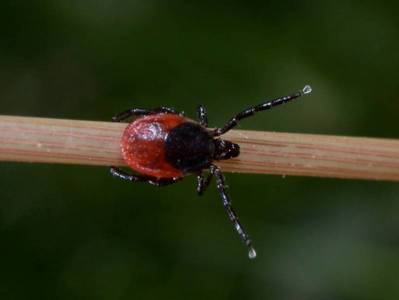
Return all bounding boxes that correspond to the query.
[214,139,240,161]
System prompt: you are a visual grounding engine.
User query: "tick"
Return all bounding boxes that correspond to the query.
[110,85,312,259]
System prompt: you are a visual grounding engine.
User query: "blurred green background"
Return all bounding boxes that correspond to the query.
[1,1,399,299]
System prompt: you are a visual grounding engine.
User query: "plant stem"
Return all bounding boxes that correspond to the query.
[1,115,399,181]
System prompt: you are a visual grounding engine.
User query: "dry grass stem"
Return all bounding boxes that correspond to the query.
[1,115,399,181]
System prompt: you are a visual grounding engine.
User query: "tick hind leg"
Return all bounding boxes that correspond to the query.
[112,107,183,122]
[110,167,181,186]
[209,164,256,259]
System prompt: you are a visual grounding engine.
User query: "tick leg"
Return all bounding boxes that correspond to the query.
[110,167,181,186]
[211,85,312,136]
[196,105,208,127]
[196,172,213,195]
[209,164,256,259]
[112,106,181,122]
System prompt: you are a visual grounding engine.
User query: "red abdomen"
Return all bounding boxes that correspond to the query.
[121,113,186,178]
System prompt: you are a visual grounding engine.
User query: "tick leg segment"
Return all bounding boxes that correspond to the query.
[196,105,208,127]
[211,85,312,136]
[110,167,181,186]
[209,164,257,259]
[112,107,180,122]
[196,172,213,195]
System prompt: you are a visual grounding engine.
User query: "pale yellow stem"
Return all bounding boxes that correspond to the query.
[1,115,399,181]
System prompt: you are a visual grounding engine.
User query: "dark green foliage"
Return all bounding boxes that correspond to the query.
[1,1,399,299]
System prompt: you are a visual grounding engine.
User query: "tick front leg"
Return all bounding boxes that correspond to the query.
[196,105,208,127]
[211,85,312,136]
[196,172,213,195]
[110,167,181,186]
[209,164,256,259]
[112,106,182,122]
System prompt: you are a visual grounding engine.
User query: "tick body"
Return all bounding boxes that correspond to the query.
[121,113,187,178]
[111,85,312,259]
